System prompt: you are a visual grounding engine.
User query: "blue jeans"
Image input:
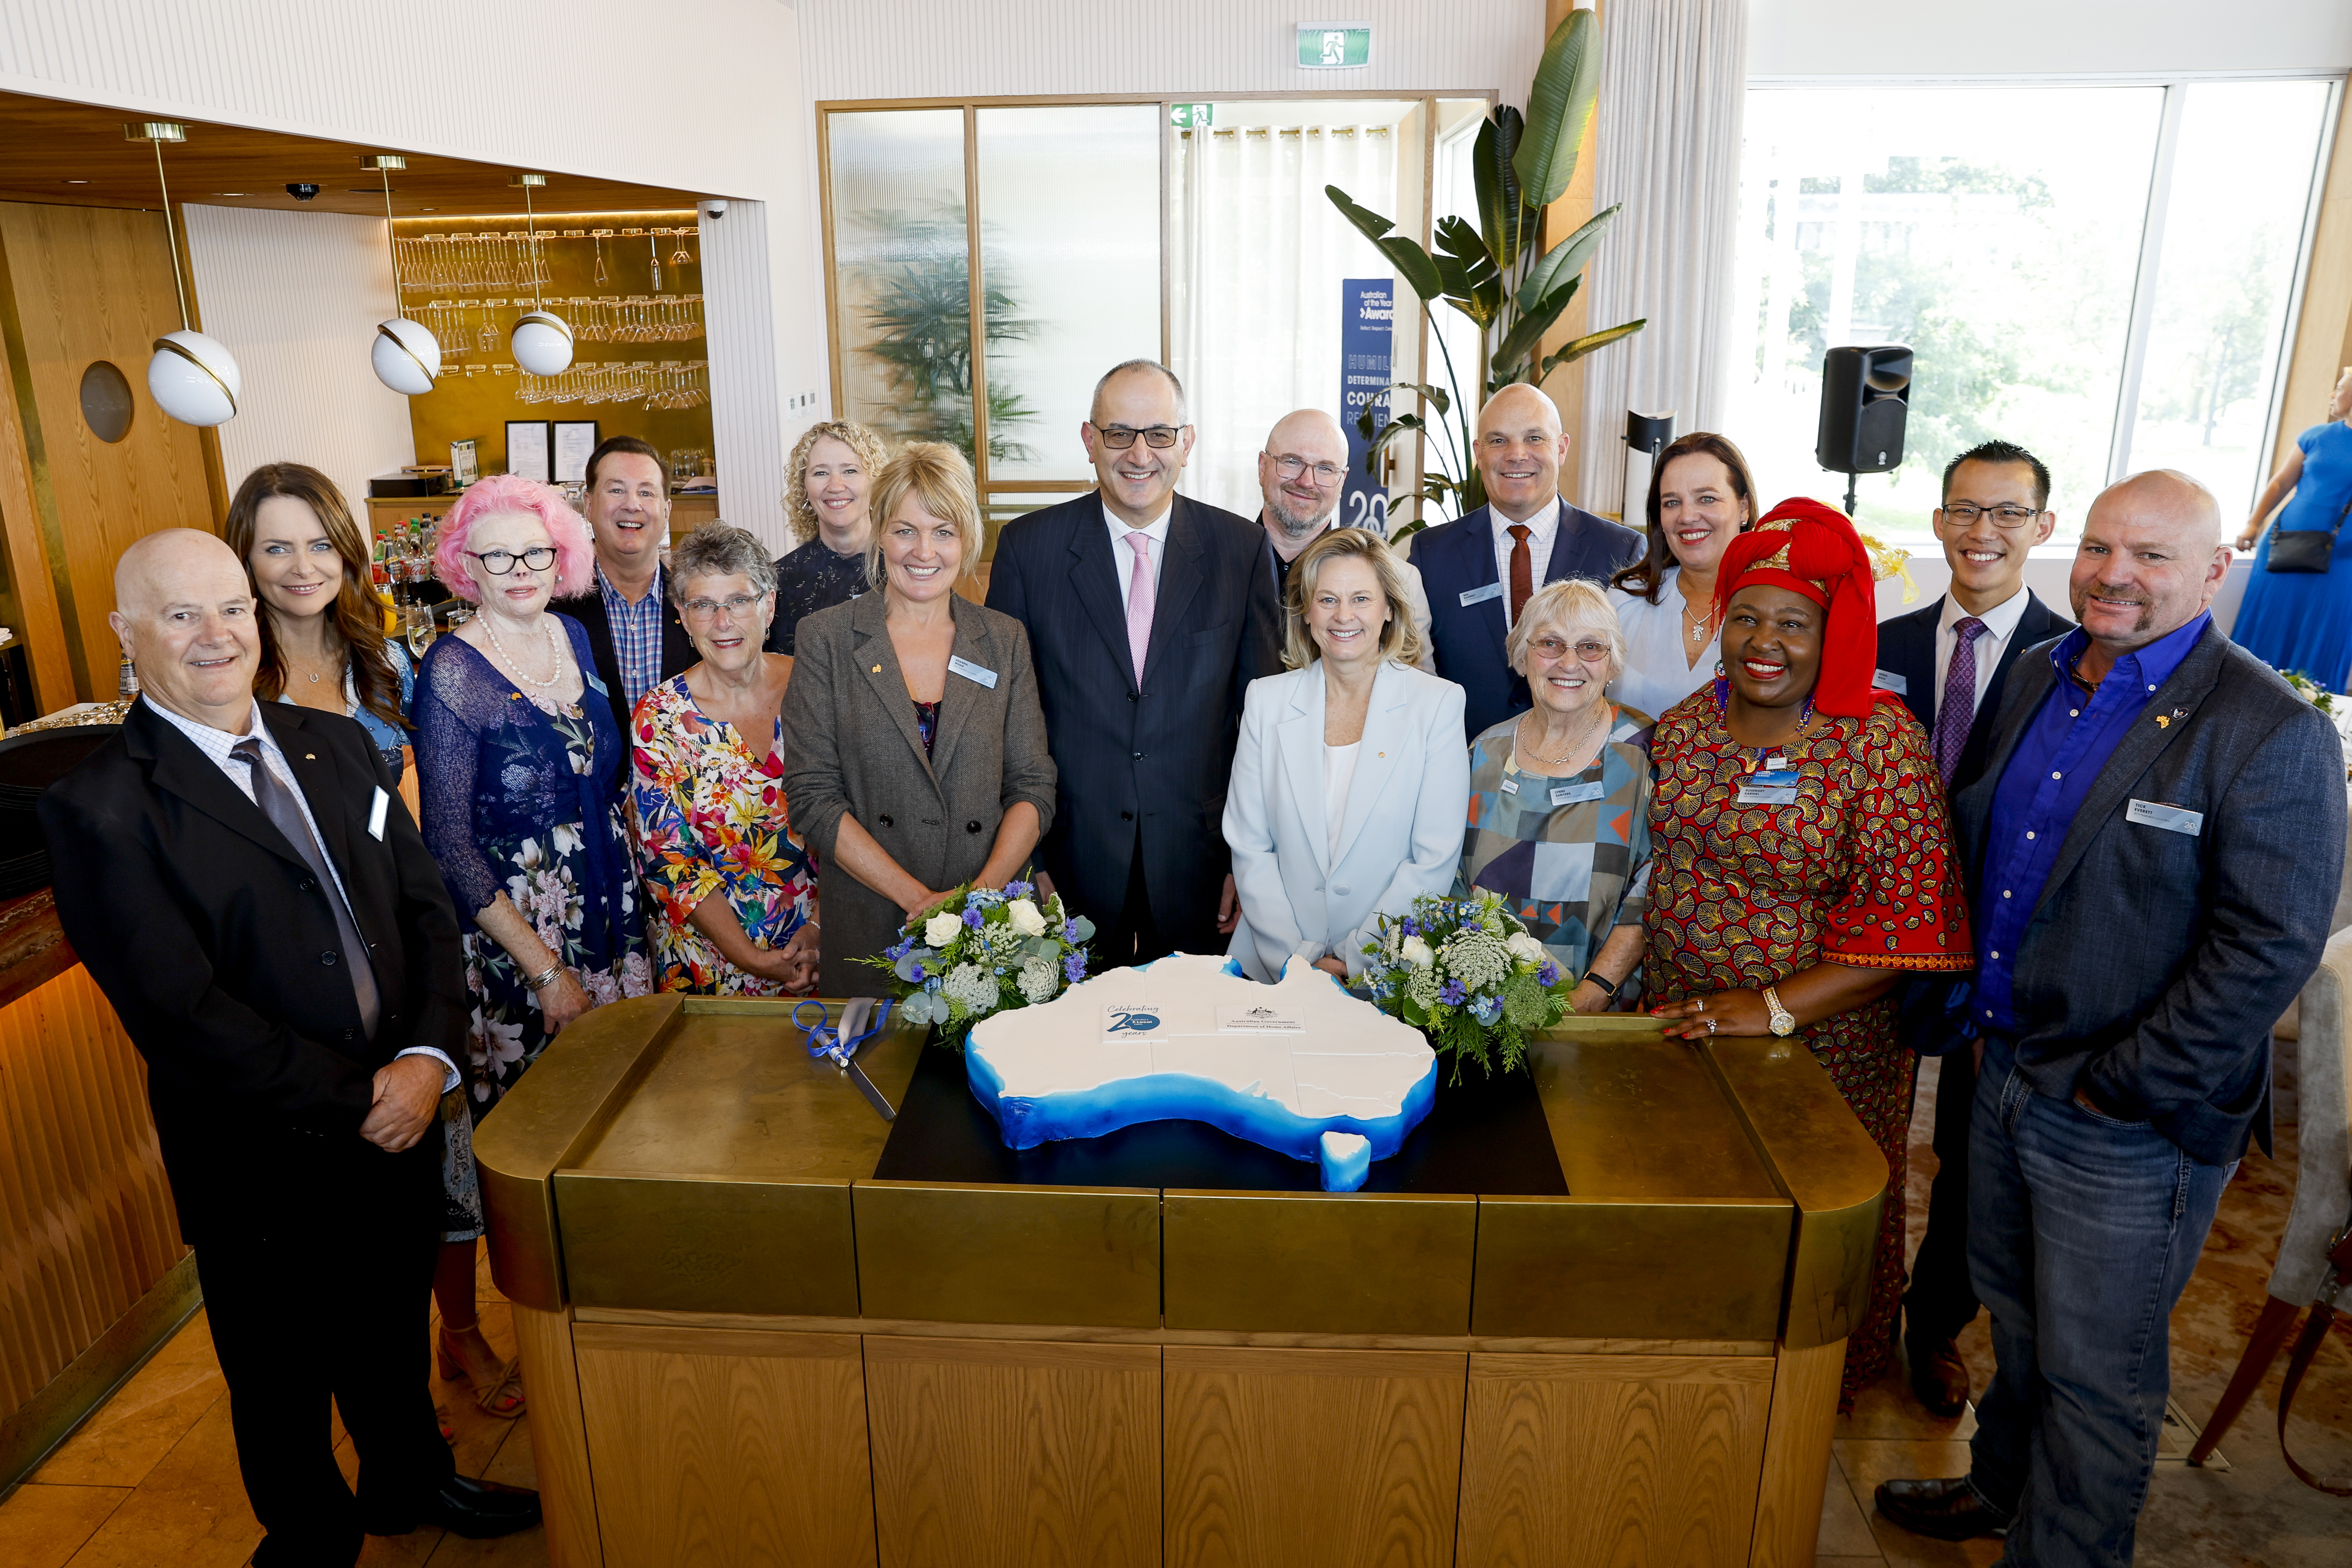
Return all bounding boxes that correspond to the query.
[1965,1038,2232,1568]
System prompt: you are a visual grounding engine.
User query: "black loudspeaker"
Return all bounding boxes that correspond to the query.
[1816,345,1913,475]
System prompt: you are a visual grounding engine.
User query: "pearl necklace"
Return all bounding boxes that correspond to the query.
[480,612,564,689]
[1517,701,1609,767]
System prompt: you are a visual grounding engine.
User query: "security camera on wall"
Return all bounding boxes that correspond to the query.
[286,182,320,201]
[702,200,727,220]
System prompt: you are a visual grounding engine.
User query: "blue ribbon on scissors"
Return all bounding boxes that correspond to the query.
[795,998,894,1067]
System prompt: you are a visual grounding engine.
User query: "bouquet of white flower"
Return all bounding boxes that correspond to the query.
[1356,890,1573,1079]
[857,880,1096,1046]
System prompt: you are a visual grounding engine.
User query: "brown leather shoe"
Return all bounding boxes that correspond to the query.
[1875,1475,2009,1540]
[1905,1327,1971,1418]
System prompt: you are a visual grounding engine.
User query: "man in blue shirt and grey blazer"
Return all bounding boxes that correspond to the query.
[1876,471,2345,1566]
[1407,384,1643,740]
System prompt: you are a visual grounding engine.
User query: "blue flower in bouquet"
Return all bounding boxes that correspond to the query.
[1063,950,1088,982]
[962,906,985,928]
[1438,978,1466,1007]
[1471,993,1503,1026]
[894,953,930,984]
[885,936,913,962]
[1537,959,1561,988]
[1004,879,1034,899]
[965,886,1005,909]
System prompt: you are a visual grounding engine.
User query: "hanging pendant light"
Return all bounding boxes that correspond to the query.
[365,154,439,395]
[506,174,573,377]
[129,123,239,426]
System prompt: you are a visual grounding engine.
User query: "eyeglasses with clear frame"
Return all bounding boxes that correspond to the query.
[1267,453,1345,484]
[1936,503,2045,530]
[682,592,764,621]
[1528,636,1611,663]
[465,546,557,575]
[1095,424,1186,450]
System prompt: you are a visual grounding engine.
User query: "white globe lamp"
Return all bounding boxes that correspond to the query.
[372,317,441,395]
[510,309,574,376]
[147,328,240,427]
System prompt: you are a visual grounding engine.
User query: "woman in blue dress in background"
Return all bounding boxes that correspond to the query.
[2236,367,2352,690]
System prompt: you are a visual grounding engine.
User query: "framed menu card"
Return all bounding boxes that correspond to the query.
[553,420,600,484]
[505,420,551,483]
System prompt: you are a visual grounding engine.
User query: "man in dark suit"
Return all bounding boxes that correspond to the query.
[1406,382,1644,739]
[1875,439,2071,1418]
[549,434,695,719]
[39,532,540,1566]
[986,359,1282,963]
[1876,473,2345,1564]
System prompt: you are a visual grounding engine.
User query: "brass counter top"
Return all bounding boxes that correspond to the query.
[474,996,1887,1347]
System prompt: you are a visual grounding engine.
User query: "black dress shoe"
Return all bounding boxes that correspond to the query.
[364,1475,542,1540]
[1905,1327,1971,1418]
[1875,1475,2009,1540]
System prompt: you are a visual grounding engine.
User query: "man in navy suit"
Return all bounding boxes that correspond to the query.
[986,360,1282,963]
[1408,383,1644,739]
[1876,439,2070,1418]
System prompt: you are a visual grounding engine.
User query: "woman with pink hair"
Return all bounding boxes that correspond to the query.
[413,476,652,1418]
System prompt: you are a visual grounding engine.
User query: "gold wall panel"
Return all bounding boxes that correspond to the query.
[554,1171,858,1318]
[864,1334,1159,1568]
[1472,1196,1791,1341]
[852,1181,1161,1328]
[574,1322,876,1568]
[1161,1189,1474,1335]
[1455,1351,1772,1568]
[1164,1345,1466,1568]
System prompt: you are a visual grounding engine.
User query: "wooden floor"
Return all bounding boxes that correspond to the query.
[4,1047,2348,1568]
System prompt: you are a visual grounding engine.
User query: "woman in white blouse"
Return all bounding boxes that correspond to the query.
[1224,528,1468,983]
[1605,433,1758,719]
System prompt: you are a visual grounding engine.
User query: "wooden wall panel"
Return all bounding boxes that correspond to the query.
[0,200,218,701]
[0,962,182,1417]
[864,1334,1160,1568]
[1164,1344,1467,1568]
[1455,1352,1773,1568]
[2272,80,2352,482]
[1746,1338,1846,1568]
[573,1322,874,1568]
[510,1303,606,1568]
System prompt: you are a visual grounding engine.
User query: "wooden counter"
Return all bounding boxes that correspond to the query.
[476,997,1887,1568]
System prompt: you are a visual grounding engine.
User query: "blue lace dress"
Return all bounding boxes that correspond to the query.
[414,614,652,1238]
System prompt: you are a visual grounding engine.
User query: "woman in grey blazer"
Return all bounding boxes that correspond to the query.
[781,443,1058,997]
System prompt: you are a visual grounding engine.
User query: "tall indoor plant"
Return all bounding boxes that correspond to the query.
[1327,9,1646,531]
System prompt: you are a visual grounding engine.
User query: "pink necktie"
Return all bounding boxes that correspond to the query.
[1125,531,1154,687]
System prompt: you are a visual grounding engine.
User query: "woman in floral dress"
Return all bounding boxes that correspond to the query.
[415,475,652,1417]
[1643,498,1973,1409]
[631,525,819,995]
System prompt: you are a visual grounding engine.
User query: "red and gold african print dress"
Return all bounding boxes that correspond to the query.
[1643,686,1972,1404]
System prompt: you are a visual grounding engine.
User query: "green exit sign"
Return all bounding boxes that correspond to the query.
[1170,103,1213,129]
[1297,22,1371,69]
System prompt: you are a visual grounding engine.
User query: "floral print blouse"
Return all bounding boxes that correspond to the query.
[629,674,817,995]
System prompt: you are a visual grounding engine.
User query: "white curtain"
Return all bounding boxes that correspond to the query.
[1172,123,1399,519]
[1574,0,1750,517]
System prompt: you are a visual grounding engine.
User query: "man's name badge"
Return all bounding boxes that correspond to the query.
[948,655,998,689]
[1738,769,1801,806]
[1459,581,1505,607]
[1216,1003,1304,1034]
[2125,798,2203,836]
[1874,669,1908,695]
[367,786,390,840]
[1551,780,1606,806]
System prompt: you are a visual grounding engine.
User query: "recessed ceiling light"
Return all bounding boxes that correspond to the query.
[213,192,247,197]
[65,179,88,184]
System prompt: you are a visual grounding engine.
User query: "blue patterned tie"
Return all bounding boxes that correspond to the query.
[1932,617,1987,785]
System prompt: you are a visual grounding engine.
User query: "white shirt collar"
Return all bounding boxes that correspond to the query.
[1106,498,1173,543]
[1494,494,1561,538]
[1938,584,2030,643]
[142,693,273,758]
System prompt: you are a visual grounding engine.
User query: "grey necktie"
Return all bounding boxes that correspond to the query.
[231,737,380,1038]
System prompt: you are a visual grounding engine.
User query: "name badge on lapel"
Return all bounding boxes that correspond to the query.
[1499,775,1519,795]
[368,786,390,840]
[1459,581,1504,607]
[948,655,998,689]
[1551,780,1606,807]
[2125,798,2202,836]
[1874,669,1908,695]
[1738,769,1801,806]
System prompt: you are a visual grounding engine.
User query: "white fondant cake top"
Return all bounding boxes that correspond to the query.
[967,952,1434,1118]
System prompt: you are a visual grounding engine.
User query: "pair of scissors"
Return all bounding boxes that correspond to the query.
[794,998,897,1121]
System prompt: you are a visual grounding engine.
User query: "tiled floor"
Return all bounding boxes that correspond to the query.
[3,1043,2347,1567]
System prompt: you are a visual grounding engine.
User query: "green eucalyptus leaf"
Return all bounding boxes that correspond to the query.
[1516,9,1601,210]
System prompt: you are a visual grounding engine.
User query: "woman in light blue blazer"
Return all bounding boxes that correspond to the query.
[1224,528,1470,983]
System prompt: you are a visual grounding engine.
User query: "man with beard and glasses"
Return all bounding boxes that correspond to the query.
[1876,470,2344,1566]
[986,360,1283,964]
[1255,408,1432,670]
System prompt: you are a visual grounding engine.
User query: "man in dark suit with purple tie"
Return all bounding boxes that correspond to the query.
[1406,383,1644,740]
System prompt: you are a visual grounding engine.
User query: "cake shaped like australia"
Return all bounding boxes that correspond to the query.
[964,952,1436,1191]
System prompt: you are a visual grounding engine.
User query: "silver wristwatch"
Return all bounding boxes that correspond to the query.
[1762,985,1796,1037]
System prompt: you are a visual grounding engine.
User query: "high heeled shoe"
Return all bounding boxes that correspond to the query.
[436,1324,526,1418]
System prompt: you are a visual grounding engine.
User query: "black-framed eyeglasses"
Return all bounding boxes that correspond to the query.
[1096,424,1185,450]
[466,546,557,575]
[1268,453,1345,484]
[1937,503,2044,530]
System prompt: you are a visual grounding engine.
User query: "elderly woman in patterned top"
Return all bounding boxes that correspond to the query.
[1454,579,1652,1014]
[630,524,820,995]
[1641,498,1972,1409]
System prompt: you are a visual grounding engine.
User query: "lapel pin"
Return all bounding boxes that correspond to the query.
[872,663,882,674]
[304,752,316,760]
[2154,715,2170,728]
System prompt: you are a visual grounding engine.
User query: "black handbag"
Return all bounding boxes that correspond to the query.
[2265,488,2352,573]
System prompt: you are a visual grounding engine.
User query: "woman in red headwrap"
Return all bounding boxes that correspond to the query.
[1643,498,1973,1407]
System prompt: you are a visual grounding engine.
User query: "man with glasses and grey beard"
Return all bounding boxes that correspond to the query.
[987,360,1282,963]
[1256,408,1434,671]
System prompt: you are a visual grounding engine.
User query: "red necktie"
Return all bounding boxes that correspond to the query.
[1506,524,1534,627]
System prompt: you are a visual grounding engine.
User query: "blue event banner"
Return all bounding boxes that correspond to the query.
[1340,278,1393,538]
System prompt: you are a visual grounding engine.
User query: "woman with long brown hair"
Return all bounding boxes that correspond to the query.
[1605,432,1758,721]
[223,462,415,781]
